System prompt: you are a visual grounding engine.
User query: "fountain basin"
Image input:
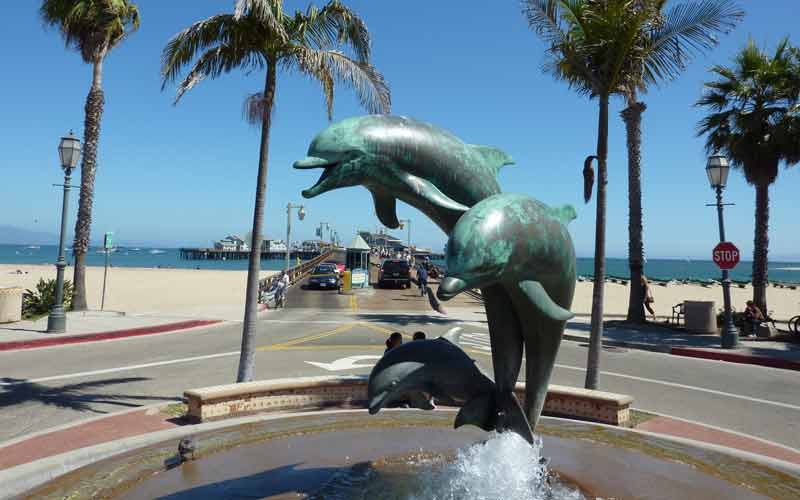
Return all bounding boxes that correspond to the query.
[17,409,800,500]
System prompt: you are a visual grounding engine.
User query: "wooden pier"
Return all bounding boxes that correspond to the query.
[179,248,322,261]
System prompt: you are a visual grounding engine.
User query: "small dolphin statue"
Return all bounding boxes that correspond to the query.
[438,193,577,431]
[367,328,534,443]
[294,115,512,233]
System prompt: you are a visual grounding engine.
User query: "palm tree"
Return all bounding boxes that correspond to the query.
[40,0,140,311]
[621,0,743,323]
[697,38,800,314]
[161,0,390,382]
[524,0,654,389]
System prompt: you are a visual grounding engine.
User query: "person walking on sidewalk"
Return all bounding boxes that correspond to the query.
[642,276,656,321]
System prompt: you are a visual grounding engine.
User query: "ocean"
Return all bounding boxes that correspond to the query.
[1,244,798,284]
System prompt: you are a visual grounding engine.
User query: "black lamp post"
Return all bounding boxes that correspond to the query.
[47,131,81,333]
[706,155,737,349]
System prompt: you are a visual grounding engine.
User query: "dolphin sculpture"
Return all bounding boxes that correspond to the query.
[293,115,513,232]
[367,329,534,443]
[437,193,577,430]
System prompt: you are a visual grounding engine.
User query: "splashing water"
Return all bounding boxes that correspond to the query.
[408,432,585,500]
[311,432,587,500]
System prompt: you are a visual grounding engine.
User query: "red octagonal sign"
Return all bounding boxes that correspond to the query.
[713,242,740,270]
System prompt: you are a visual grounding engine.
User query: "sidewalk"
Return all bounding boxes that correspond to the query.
[563,317,800,370]
[0,310,225,352]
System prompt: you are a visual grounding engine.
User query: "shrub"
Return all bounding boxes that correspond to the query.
[22,278,72,319]
[716,308,745,328]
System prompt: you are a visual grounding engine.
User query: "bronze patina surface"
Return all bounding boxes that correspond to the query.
[295,116,576,440]
[438,193,576,430]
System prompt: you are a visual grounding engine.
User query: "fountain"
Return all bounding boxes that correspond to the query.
[10,116,800,499]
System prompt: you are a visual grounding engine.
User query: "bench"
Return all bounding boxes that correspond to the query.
[184,376,634,427]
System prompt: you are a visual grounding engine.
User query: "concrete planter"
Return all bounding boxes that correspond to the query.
[0,287,24,323]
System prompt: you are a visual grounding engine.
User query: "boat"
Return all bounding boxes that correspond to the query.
[26,245,40,249]
[148,249,166,255]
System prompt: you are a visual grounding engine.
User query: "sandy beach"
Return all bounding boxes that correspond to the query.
[573,280,799,321]
[2,264,797,321]
[0,264,278,318]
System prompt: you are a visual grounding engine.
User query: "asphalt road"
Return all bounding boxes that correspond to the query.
[1,283,798,451]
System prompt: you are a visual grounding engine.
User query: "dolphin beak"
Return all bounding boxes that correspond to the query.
[293,156,332,169]
[368,391,389,414]
[437,277,468,301]
[294,156,341,198]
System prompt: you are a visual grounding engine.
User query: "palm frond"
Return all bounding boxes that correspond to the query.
[288,46,390,115]
[644,0,743,85]
[40,0,140,62]
[173,44,266,104]
[234,0,287,43]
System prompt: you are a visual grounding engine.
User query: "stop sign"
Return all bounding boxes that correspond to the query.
[713,242,740,270]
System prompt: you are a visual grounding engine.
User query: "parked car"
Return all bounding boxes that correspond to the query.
[307,264,340,290]
[378,259,411,288]
[323,261,345,275]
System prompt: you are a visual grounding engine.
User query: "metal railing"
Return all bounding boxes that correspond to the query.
[259,250,335,304]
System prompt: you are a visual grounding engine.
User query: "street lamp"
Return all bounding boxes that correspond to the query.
[286,203,305,270]
[317,222,331,243]
[398,219,412,249]
[47,131,81,333]
[706,155,737,348]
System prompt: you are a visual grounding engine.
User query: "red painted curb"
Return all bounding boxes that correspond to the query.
[0,319,223,352]
[671,347,800,371]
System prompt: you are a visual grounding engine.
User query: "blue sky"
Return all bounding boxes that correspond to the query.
[1,1,798,260]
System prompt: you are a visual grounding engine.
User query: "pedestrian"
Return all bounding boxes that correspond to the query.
[744,300,764,337]
[417,264,428,297]
[641,276,656,321]
[385,332,403,352]
[413,331,426,340]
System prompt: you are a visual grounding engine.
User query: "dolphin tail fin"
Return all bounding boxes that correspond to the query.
[454,392,534,444]
[553,204,577,225]
[496,392,534,444]
[470,145,515,174]
[519,280,574,321]
[454,393,495,432]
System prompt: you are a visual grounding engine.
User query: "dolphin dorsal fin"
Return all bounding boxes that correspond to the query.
[552,204,577,225]
[440,327,463,344]
[469,145,515,173]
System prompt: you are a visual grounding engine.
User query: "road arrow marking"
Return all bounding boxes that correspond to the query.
[305,355,381,372]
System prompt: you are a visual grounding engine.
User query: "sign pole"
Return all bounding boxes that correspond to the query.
[713,187,737,348]
[101,232,113,311]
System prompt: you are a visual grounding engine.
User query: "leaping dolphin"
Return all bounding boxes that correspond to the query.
[293,115,513,232]
[437,193,577,430]
[367,330,533,443]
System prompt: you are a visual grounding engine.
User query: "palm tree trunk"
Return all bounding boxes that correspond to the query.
[585,95,609,390]
[622,100,647,323]
[237,60,276,383]
[752,182,770,314]
[71,58,105,311]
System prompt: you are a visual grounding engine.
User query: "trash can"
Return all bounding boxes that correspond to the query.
[0,287,24,323]
[683,300,717,334]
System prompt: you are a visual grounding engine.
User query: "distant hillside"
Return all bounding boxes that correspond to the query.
[0,225,59,245]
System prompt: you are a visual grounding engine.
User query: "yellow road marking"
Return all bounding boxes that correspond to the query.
[255,320,448,351]
[260,344,385,351]
[349,294,358,313]
[258,323,356,350]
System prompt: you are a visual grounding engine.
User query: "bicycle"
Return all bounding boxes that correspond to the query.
[789,304,800,336]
